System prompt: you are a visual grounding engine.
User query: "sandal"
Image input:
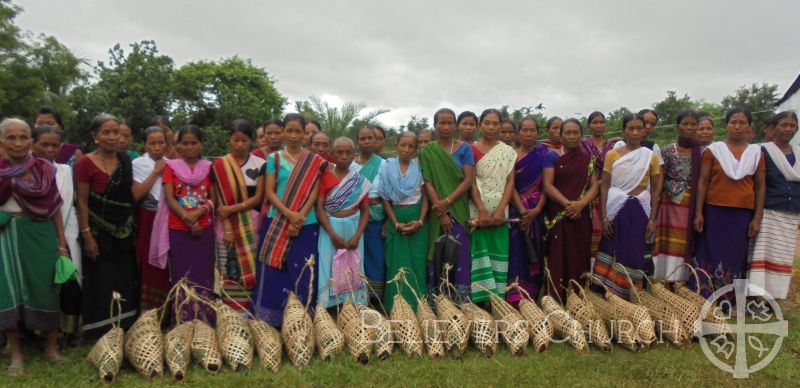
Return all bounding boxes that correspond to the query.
[6,362,25,377]
[46,354,67,365]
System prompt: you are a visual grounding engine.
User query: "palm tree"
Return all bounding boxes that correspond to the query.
[294,96,389,138]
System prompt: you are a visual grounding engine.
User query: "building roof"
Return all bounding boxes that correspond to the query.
[776,73,800,107]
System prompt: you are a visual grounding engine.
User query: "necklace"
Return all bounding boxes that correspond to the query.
[283,149,302,164]
[96,151,116,174]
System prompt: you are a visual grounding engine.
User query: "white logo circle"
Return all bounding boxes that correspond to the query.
[697,279,789,379]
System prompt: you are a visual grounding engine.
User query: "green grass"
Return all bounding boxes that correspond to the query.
[3,306,798,387]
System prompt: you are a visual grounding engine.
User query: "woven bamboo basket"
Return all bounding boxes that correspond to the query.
[512,285,553,352]
[191,320,223,373]
[566,280,613,352]
[216,303,253,371]
[124,309,164,378]
[616,265,688,347]
[314,304,345,361]
[584,272,657,347]
[337,298,372,364]
[647,276,701,340]
[164,322,193,381]
[434,293,470,359]
[541,295,588,353]
[584,290,639,351]
[360,305,395,360]
[248,319,282,373]
[487,292,529,356]
[460,302,497,357]
[87,293,125,383]
[614,264,690,347]
[416,297,446,358]
[282,291,315,369]
[389,294,424,358]
[673,266,731,337]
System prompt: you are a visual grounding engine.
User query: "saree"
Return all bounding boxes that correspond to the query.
[469,142,516,302]
[212,154,259,312]
[580,137,615,257]
[355,154,386,298]
[0,156,62,331]
[653,141,701,281]
[259,151,327,269]
[80,153,139,339]
[747,145,800,299]
[545,150,595,303]
[380,159,428,312]
[506,144,551,303]
[592,148,654,301]
[318,170,370,308]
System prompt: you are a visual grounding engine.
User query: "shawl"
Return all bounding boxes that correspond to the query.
[0,155,62,220]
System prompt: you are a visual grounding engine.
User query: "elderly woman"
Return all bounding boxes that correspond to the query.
[1,118,69,376]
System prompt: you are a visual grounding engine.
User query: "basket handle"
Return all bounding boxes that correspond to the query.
[542,265,564,305]
[665,262,700,290]
[109,291,124,329]
[567,278,590,301]
[694,267,717,294]
[507,280,535,303]
[359,274,389,316]
[438,263,463,304]
[612,263,642,304]
[292,255,316,311]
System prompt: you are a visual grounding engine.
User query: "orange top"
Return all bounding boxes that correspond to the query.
[702,147,765,209]
[603,148,661,189]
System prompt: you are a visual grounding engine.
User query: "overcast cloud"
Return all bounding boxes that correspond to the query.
[14,0,800,127]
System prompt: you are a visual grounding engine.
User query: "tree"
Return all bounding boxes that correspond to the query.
[293,96,388,139]
[0,1,84,127]
[398,115,429,133]
[721,83,779,139]
[606,106,632,135]
[173,57,285,128]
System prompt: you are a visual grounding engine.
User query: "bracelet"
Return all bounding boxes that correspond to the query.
[395,223,400,229]
[81,227,91,233]
[418,219,424,226]
[59,247,69,252]
[445,197,451,204]
[240,203,246,211]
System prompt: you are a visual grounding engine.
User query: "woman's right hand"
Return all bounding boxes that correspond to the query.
[153,159,166,174]
[287,211,305,228]
[602,220,614,239]
[432,199,449,217]
[83,236,99,261]
[693,213,704,233]
[439,214,453,235]
[331,233,347,250]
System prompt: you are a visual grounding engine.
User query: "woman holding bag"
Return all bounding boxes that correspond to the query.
[316,137,371,308]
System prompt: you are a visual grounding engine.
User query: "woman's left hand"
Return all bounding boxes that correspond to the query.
[748,219,760,238]
[645,220,655,239]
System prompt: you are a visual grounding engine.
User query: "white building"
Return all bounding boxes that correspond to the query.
[777,74,800,145]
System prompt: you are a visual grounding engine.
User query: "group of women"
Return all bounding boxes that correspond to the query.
[1,104,798,376]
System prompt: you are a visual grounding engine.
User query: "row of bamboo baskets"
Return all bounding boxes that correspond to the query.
[86,260,731,384]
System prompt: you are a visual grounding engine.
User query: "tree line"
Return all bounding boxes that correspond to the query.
[0,0,780,157]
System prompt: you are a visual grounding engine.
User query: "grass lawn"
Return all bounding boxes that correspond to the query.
[4,271,800,387]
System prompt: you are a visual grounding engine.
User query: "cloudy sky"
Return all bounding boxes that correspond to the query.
[14,0,800,128]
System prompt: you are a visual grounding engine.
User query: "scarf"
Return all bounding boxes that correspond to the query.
[470,142,517,216]
[149,158,212,269]
[762,142,800,181]
[358,154,383,182]
[606,147,653,222]
[212,154,257,288]
[259,151,327,269]
[707,141,761,181]
[419,141,471,259]
[378,157,421,203]
[542,138,563,153]
[324,170,371,213]
[0,155,62,220]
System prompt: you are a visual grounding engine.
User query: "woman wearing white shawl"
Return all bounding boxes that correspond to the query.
[693,109,765,303]
[748,111,799,299]
[594,113,662,300]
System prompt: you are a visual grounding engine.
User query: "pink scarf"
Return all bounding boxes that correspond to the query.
[149,159,212,269]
